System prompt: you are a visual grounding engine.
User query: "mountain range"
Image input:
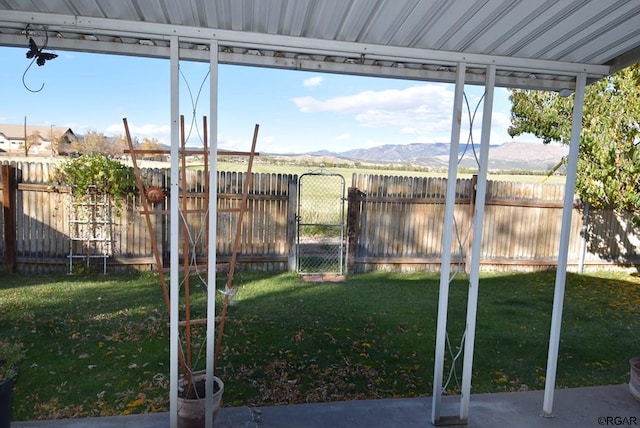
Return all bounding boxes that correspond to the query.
[302,141,569,172]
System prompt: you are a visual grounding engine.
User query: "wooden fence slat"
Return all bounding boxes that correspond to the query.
[1,165,16,271]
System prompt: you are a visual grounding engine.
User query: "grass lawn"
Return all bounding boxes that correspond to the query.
[1,269,638,421]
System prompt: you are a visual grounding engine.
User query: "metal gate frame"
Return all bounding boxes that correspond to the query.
[296,172,346,275]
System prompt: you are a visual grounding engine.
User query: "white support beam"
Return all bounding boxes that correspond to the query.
[0,32,576,91]
[542,72,587,417]
[459,64,496,421]
[205,39,219,428]
[0,10,611,78]
[431,62,466,425]
[169,36,180,428]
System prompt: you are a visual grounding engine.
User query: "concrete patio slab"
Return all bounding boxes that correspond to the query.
[12,384,640,428]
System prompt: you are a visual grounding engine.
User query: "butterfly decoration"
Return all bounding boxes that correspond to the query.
[26,37,58,66]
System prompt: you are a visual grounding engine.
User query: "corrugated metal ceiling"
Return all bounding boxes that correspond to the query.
[0,0,639,90]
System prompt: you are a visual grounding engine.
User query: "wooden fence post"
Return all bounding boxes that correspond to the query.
[465,174,478,275]
[2,165,16,273]
[346,187,362,274]
[287,175,298,271]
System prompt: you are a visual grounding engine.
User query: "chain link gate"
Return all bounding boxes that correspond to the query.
[296,172,346,275]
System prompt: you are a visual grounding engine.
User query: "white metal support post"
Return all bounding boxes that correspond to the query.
[205,40,219,428]
[169,36,180,428]
[431,62,466,425]
[542,72,587,417]
[459,64,496,421]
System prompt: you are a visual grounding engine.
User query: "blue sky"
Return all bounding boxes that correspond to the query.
[0,46,537,154]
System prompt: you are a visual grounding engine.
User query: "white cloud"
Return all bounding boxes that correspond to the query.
[288,84,527,148]
[63,123,102,136]
[289,84,456,142]
[336,133,351,141]
[106,122,171,144]
[217,135,244,150]
[303,76,325,87]
[129,123,171,137]
[291,84,453,114]
[217,134,278,152]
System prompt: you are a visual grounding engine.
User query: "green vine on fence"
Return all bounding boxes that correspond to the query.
[51,154,137,212]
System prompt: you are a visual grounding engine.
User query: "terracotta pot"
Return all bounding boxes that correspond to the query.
[145,186,165,204]
[178,372,224,428]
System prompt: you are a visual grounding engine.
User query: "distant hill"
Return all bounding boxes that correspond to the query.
[301,141,568,172]
[461,141,568,171]
[309,142,458,164]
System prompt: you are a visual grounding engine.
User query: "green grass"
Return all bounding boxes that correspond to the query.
[1,269,638,420]
[215,161,568,185]
[0,272,170,419]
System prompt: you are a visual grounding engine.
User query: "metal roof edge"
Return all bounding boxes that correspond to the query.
[1,11,611,79]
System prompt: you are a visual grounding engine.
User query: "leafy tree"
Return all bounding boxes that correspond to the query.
[22,131,41,156]
[71,131,127,157]
[508,64,640,224]
[137,137,163,160]
[49,130,61,156]
[111,134,128,156]
[80,130,109,155]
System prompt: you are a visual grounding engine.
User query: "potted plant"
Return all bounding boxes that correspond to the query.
[177,370,224,428]
[0,341,25,428]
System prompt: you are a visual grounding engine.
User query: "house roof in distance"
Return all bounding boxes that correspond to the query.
[0,125,74,139]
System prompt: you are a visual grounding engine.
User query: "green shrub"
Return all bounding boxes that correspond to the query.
[51,154,137,211]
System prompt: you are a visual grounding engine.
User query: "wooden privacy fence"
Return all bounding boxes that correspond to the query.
[1,161,639,273]
[0,162,296,273]
[347,174,640,273]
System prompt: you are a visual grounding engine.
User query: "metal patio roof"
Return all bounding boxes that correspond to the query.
[1,0,639,91]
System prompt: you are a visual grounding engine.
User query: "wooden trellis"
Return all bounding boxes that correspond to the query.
[123,117,259,384]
